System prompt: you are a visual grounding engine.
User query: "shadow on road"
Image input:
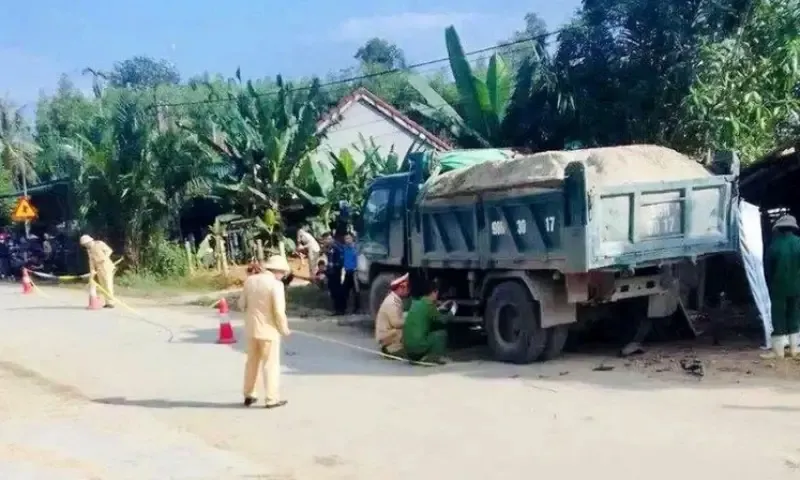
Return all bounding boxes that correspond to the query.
[94,396,244,409]
[170,317,792,395]
[721,404,800,413]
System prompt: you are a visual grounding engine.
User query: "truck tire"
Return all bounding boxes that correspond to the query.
[541,325,570,361]
[484,281,548,364]
[369,273,395,321]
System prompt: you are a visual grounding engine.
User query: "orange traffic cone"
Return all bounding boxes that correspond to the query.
[21,268,33,295]
[87,280,102,310]
[216,297,236,344]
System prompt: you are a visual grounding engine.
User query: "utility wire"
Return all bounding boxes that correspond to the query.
[152,27,569,109]
[276,42,555,136]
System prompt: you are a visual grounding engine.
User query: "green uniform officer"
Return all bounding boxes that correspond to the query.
[403,279,453,365]
[763,214,800,359]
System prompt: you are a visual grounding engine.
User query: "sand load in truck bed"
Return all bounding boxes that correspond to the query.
[422,145,711,199]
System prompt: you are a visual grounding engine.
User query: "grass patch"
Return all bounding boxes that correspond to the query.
[287,284,331,311]
[186,282,334,315]
[113,270,243,298]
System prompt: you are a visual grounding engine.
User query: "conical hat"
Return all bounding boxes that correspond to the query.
[773,215,799,230]
[263,255,291,273]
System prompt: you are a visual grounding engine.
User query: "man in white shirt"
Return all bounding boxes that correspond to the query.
[296,227,320,279]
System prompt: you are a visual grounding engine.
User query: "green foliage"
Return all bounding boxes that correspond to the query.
[552,0,751,148]
[187,71,325,251]
[11,6,800,290]
[682,0,800,162]
[0,98,39,187]
[355,38,406,69]
[139,234,190,278]
[0,166,15,222]
[408,26,516,147]
[85,56,181,89]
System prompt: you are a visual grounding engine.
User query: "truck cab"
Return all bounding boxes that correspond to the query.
[358,152,427,286]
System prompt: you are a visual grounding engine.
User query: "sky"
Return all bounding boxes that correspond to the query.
[1,0,581,112]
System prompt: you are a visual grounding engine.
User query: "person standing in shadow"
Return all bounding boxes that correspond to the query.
[323,232,345,315]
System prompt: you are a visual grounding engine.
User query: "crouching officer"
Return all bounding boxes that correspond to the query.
[80,235,116,308]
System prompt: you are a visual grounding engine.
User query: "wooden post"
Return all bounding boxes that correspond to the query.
[184,241,194,275]
[256,239,265,262]
[214,234,223,273]
[219,236,229,276]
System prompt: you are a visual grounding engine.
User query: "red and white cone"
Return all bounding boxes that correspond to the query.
[21,268,33,295]
[87,280,102,310]
[216,298,236,344]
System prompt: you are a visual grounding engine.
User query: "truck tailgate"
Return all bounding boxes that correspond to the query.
[590,176,737,269]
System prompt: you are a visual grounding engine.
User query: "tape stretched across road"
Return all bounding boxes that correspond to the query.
[28,258,124,282]
[26,273,440,367]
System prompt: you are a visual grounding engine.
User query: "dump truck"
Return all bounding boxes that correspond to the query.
[357,145,740,364]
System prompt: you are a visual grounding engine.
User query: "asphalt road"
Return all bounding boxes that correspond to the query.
[1,284,800,479]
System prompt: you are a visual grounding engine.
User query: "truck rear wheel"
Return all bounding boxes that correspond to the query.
[484,281,548,364]
[369,273,395,321]
[541,325,570,361]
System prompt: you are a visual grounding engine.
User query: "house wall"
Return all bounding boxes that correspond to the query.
[312,99,435,166]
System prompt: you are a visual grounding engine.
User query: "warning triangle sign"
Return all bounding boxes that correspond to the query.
[11,197,38,222]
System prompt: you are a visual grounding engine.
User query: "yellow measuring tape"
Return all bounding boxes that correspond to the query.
[31,274,439,367]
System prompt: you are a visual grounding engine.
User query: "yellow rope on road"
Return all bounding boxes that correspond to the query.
[29,273,439,367]
[90,278,177,343]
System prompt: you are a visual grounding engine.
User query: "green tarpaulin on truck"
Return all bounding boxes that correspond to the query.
[435,149,516,174]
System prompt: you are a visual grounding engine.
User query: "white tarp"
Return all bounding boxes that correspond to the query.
[739,201,773,348]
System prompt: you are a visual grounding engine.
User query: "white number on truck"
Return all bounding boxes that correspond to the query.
[515,219,526,234]
[646,216,678,236]
[490,220,507,236]
[544,216,556,232]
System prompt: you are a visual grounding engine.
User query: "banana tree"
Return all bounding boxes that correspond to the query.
[188,71,325,257]
[300,133,422,229]
[353,134,406,175]
[408,26,513,147]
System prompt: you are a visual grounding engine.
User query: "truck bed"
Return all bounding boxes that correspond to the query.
[411,164,737,273]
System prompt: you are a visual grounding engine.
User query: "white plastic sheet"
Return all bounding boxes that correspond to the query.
[739,201,772,348]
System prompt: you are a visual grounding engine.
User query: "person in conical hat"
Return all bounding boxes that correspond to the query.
[80,234,116,308]
[763,214,800,359]
[375,273,410,356]
[238,254,291,409]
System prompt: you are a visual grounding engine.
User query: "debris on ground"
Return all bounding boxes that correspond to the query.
[680,358,705,378]
[593,365,615,372]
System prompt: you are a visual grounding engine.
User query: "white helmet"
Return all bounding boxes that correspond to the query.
[773,215,799,231]
[79,234,94,246]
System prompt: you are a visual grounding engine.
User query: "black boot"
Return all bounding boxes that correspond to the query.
[243,397,257,407]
